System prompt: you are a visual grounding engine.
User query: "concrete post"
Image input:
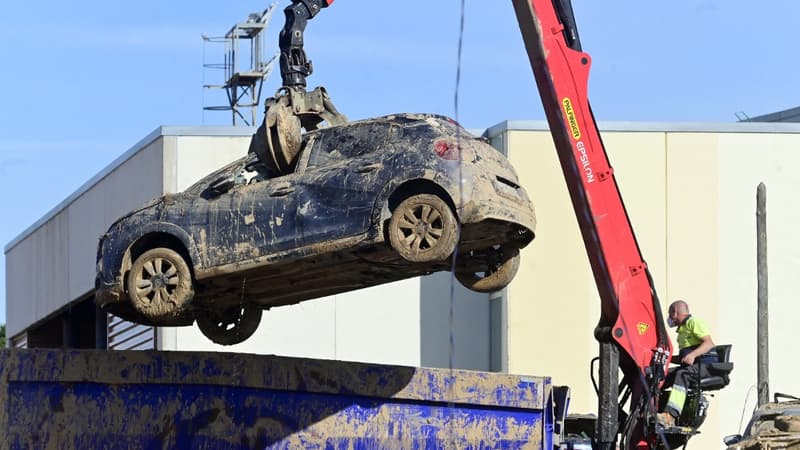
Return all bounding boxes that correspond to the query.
[756,182,769,406]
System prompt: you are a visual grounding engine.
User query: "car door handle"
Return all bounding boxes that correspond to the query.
[269,186,295,197]
[355,163,383,173]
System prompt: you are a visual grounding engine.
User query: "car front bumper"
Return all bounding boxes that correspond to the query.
[95,275,123,309]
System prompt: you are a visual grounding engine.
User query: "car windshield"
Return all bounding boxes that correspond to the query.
[184,153,277,196]
[747,414,780,436]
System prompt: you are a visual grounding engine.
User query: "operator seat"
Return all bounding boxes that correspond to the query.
[698,344,734,391]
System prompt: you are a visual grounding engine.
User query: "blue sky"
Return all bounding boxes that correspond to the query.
[1,0,798,326]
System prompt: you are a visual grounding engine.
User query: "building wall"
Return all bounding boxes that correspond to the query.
[163,279,426,367]
[420,274,492,371]
[501,124,800,448]
[5,139,164,337]
[716,132,800,434]
[170,136,250,193]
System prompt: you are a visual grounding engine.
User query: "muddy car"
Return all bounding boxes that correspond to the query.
[724,393,800,450]
[95,113,536,345]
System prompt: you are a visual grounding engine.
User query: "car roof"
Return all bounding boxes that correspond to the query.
[352,112,457,125]
[308,113,461,135]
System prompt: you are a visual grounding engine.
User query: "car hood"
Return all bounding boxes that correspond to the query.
[107,196,164,230]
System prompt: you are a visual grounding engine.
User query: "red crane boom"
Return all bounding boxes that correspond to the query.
[511,1,672,448]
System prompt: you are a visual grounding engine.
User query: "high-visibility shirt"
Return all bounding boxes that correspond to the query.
[676,315,710,350]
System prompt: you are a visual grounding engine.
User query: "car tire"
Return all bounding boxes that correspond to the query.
[127,247,194,321]
[388,194,458,263]
[455,245,520,293]
[196,304,262,346]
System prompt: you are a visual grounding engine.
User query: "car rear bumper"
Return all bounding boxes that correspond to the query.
[453,165,536,236]
[460,194,536,237]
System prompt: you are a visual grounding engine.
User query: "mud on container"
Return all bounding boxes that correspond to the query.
[0,349,554,449]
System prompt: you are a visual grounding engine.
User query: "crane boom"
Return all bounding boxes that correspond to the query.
[511,1,672,448]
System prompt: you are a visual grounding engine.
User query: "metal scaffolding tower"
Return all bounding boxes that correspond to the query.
[203,3,278,126]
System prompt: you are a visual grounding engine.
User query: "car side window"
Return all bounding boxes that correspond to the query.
[748,415,777,436]
[306,133,341,168]
[307,122,398,168]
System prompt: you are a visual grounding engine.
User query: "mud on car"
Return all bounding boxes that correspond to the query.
[724,393,800,450]
[95,113,536,345]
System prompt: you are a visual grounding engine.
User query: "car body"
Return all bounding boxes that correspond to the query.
[95,113,536,344]
[724,394,800,450]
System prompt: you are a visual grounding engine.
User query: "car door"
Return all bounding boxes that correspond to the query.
[186,157,301,267]
[293,122,398,247]
[228,171,303,262]
[171,158,245,268]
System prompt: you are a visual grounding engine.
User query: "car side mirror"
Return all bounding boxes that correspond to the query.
[723,434,742,446]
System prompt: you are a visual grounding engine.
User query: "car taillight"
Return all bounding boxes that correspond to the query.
[434,139,460,160]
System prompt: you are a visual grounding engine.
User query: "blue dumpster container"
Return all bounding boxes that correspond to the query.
[0,349,554,449]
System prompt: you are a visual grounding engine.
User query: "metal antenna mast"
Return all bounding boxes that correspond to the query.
[203,3,278,126]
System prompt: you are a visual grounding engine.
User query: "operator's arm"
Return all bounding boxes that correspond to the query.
[681,334,715,366]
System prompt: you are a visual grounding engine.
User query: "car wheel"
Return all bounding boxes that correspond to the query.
[388,194,458,263]
[127,247,194,321]
[455,245,520,293]
[196,304,262,346]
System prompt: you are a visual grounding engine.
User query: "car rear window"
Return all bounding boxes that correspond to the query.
[401,117,475,140]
